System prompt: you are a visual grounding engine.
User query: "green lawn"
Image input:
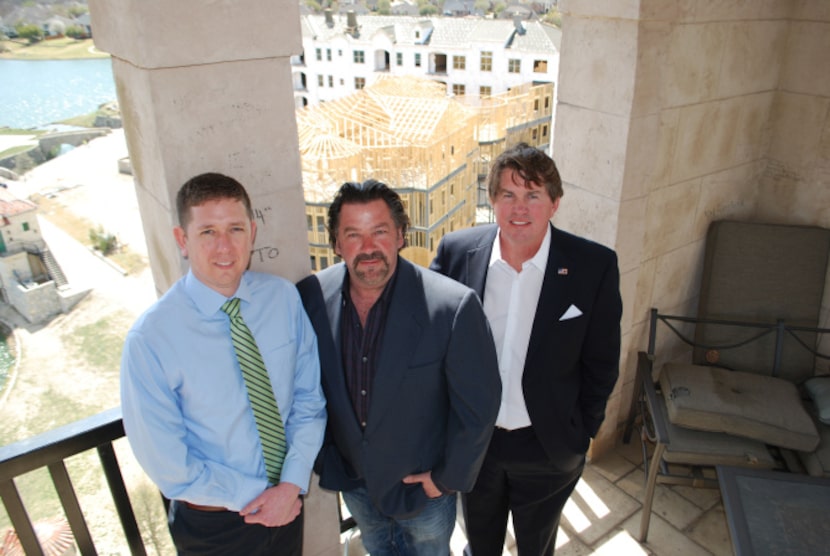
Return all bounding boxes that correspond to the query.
[0,37,109,60]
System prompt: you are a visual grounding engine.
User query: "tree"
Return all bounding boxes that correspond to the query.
[378,0,391,15]
[419,4,438,15]
[15,23,44,44]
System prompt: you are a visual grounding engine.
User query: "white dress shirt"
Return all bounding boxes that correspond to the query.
[484,226,551,430]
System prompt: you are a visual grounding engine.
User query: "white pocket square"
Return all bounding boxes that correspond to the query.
[559,304,583,321]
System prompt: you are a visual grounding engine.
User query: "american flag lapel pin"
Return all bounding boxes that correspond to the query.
[558,268,569,275]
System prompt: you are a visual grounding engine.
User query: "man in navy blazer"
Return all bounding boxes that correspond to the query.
[297,180,501,555]
[431,143,622,555]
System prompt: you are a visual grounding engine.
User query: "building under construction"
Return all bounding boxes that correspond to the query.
[299,75,553,269]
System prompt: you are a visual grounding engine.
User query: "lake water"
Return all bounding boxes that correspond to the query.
[0,58,117,129]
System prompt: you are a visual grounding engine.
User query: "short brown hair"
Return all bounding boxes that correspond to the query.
[176,173,254,228]
[487,143,563,202]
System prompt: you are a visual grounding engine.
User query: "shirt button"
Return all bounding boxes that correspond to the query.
[362,356,368,363]
[361,390,367,396]
[361,422,367,428]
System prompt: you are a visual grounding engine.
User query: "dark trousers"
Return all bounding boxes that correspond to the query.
[463,427,584,556]
[169,500,303,556]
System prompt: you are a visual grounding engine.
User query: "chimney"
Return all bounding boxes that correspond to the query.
[513,14,526,35]
[324,8,334,28]
[346,10,359,37]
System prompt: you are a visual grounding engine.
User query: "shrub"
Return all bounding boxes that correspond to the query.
[65,25,86,39]
[16,23,44,44]
[89,226,119,255]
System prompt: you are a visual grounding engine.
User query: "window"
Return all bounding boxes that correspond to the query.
[317,75,324,87]
[307,215,313,230]
[320,256,329,270]
[354,50,365,63]
[396,52,403,66]
[545,96,550,109]
[452,84,465,96]
[326,49,332,61]
[328,75,334,87]
[415,53,421,67]
[533,59,547,73]
[310,256,317,271]
[355,77,366,89]
[542,124,548,138]
[315,48,322,61]
[480,51,492,72]
[453,55,466,70]
[22,222,29,232]
[316,216,325,233]
[508,59,521,73]
[534,99,539,111]
[480,85,491,97]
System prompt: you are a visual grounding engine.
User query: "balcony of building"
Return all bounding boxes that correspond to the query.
[2,0,827,554]
[0,407,733,555]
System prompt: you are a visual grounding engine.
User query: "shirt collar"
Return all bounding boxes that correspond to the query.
[489,223,552,272]
[185,269,252,316]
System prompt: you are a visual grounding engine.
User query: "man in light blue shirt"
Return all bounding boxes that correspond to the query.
[121,172,326,555]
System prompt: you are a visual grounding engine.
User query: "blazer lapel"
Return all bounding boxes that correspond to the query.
[465,226,497,298]
[525,224,571,368]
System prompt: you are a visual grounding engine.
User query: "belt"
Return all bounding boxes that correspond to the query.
[181,501,229,512]
[495,425,532,432]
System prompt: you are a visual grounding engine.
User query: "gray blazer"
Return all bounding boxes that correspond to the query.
[297,257,501,518]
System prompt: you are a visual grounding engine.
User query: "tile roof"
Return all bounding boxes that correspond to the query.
[301,14,561,53]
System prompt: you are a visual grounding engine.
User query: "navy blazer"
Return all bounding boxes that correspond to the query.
[431,223,622,468]
[297,257,501,518]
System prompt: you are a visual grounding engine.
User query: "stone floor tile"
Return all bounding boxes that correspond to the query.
[589,448,638,483]
[617,468,707,533]
[590,529,652,555]
[623,511,712,556]
[685,505,733,556]
[561,467,641,546]
[671,483,723,511]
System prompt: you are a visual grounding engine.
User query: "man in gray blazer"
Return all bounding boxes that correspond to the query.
[431,144,622,555]
[297,180,501,555]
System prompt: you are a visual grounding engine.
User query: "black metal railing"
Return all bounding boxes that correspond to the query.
[0,406,146,556]
[1,407,356,554]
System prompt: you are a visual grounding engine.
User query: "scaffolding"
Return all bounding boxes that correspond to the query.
[298,75,554,270]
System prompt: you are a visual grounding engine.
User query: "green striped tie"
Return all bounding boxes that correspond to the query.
[221,297,286,484]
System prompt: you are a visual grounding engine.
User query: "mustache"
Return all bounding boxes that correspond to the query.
[354,251,387,264]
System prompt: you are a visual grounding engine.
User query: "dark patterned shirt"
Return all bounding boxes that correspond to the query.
[340,269,397,429]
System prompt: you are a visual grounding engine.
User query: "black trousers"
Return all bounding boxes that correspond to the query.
[169,500,303,556]
[463,427,584,556]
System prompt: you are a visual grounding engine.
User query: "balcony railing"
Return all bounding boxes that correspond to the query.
[1,407,355,554]
[0,407,146,555]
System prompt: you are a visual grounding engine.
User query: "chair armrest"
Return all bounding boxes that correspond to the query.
[638,351,670,445]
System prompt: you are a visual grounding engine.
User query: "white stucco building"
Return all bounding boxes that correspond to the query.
[292,11,561,109]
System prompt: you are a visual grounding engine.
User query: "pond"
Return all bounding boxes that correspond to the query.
[0,58,116,129]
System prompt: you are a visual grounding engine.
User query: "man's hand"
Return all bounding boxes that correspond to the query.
[402,471,442,498]
[240,482,302,527]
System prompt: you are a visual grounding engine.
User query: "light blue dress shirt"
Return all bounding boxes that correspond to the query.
[121,270,327,511]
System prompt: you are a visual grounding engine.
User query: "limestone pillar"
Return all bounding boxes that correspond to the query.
[87,1,341,554]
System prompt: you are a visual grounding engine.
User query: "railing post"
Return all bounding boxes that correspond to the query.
[48,460,97,555]
[98,443,147,556]
[0,479,45,556]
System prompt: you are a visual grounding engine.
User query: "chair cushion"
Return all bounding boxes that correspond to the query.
[659,362,820,452]
[653,394,776,468]
[804,376,830,425]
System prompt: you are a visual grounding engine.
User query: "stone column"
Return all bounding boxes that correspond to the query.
[87,1,341,554]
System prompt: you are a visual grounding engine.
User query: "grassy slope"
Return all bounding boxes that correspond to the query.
[0,36,109,60]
